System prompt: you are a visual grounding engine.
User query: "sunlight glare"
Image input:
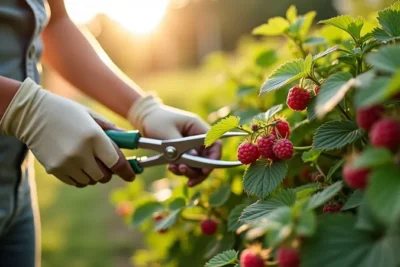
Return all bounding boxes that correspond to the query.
[65,0,170,36]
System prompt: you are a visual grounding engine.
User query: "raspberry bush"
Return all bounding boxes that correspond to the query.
[113,2,400,266]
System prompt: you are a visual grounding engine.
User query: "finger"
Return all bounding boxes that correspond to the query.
[70,176,87,188]
[201,141,222,175]
[178,163,206,181]
[82,156,109,182]
[96,158,113,184]
[90,110,125,131]
[109,141,136,182]
[69,169,91,185]
[187,175,207,187]
[54,173,77,186]
[168,164,183,176]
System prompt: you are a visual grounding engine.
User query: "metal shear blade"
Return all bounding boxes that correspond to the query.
[135,131,248,168]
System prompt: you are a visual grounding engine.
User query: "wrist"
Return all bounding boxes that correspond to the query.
[127,92,162,133]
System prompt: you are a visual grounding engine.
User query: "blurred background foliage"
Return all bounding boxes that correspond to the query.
[36,0,396,266]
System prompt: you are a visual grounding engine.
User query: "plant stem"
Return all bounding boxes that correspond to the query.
[337,105,354,122]
[315,163,326,179]
[294,146,312,151]
[237,126,252,134]
[308,75,321,86]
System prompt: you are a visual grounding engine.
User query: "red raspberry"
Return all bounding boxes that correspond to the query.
[313,86,320,95]
[272,120,291,138]
[322,204,342,213]
[273,139,294,160]
[277,248,300,267]
[342,163,370,189]
[370,118,400,151]
[115,201,132,218]
[257,135,277,160]
[240,249,265,267]
[287,87,311,111]
[356,105,384,130]
[154,213,168,233]
[200,219,218,236]
[238,142,260,164]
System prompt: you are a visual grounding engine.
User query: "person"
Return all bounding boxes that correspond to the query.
[0,0,221,266]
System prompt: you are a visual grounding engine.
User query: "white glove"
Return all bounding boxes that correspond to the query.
[127,93,222,187]
[0,78,135,187]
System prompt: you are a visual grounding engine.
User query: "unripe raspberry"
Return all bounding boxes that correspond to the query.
[356,105,384,130]
[370,118,400,151]
[273,139,294,160]
[287,86,311,111]
[257,135,277,160]
[313,86,320,95]
[238,142,260,164]
[342,163,370,189]
[322,204,342,213]
[115,201,132,218]
[240,248,265,267]
[277,248,300,267]
[200,219,218,235]
[251,124,260,132]
[154,213,168,233]
[272,120,291,138]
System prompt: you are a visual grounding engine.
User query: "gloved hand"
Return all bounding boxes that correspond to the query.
[0,78,135,187]
[128,93,222,187]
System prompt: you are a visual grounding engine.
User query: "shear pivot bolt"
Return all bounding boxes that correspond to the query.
[165,146,178,160]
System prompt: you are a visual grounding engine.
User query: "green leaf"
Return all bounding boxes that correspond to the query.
[315,72,354,118]
[313,120,363,151]
[237,86,256,98]
[205,116,240,147]
[243,160,288,199]
[256,50,277,68]
[155,198,186,231]
[366,166,400,225]
[227,204,246,232]
[188,192,201,207]
[264,207,293,246]
[376,5,400,39]
[327,159,344,180]
[240,189,295,223]
[303,36,325,46]
[205,250,238,267]
[355,198,383,232]
[252,17,289,36]
[155,208,182,231]
[307,97,317,121]
[353,147,393,169]
[372,27,399,42]
[367,45,400,74]
[132,202,164,227]
[286,5,297,22]
[342,190,364,210]
[301,214,397,267]
[313,45,339,61]
[252,104,283,122]
[169,197,186,210]
[260,59,307,94]
[299,11,317,38]
[319,15,364,41]
[295,183,319,200]
[210,185,231,207]
[304,54,313,74]
[385,68,400,97]
[296,210,316,237]
[354,77,390,108]
[306,181,343,210]
[302,149,322,163]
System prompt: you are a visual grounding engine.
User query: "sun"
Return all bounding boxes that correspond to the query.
[65,0,170,36]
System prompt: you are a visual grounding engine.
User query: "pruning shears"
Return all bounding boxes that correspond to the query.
[105,130,247,174]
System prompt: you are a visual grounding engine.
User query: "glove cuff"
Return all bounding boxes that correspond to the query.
[127,92,162,134]
[0,77,43,137]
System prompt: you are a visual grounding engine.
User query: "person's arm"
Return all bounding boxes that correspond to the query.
[0,76,21,120]
[42,0,144,118]
[43,0,222,186]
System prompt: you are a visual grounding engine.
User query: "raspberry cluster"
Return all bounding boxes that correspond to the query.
[277,248,300,267]
[240,248,265,267]
[237,120,294,165]
[343,105,400,189]
[287,86,311,111]
[200,219,218,236]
